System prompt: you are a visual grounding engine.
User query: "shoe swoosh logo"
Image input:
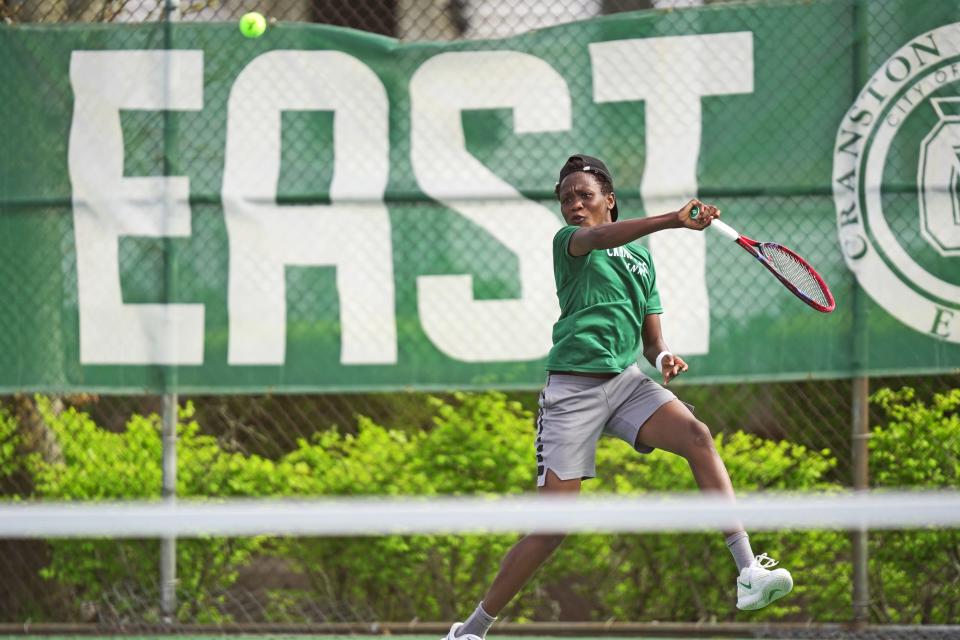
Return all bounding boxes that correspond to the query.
[738,580,752,589]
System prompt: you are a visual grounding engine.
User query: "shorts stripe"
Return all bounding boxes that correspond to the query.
[535,394,545,480]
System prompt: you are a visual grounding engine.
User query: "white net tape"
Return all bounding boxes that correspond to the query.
[2,490,958,538]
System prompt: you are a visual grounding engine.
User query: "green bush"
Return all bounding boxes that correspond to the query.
[867,387,960,624]
[0,407,22,484]
[271,393,533,621]
[22,392,536,623]
[14,386,958,624]
[26,397,286,623]
[534,431,845,623]
[270,395,844,624]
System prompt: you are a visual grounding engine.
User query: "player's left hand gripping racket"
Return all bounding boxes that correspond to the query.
[691,206,835,313]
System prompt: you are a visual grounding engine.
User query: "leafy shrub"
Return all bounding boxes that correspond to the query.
[867,387,960,624]
[22,392,537,623]
[15,386,958,624]
[271,395,844,624]
[272,392,533,621]
[26,397,279,623]
[0,407,22,484]
[534,431,845,623]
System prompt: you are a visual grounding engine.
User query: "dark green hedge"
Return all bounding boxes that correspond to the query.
[1,388,957,624]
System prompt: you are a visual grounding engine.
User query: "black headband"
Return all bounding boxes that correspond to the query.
[556,154,619,221]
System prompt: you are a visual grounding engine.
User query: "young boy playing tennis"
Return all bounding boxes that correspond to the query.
[444,155,793,640]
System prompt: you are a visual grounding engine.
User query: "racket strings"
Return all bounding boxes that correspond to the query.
[761,244,830,306]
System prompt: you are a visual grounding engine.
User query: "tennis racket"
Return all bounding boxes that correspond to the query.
[691,206,835,313]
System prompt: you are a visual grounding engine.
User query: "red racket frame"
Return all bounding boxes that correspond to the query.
[735,235,836,313]
[691,205,836,313]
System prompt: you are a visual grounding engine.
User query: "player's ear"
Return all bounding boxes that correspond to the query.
[607,191,616,212]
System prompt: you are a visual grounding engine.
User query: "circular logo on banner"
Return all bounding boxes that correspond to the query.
[833,23,960,343]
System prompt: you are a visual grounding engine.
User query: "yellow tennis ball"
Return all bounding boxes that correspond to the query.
[239,12,267,38]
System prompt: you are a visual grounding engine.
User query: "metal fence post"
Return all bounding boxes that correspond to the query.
[160,393,178,622]
[160,0,181,623]
[851,376,870,626]
[848,0,870,626]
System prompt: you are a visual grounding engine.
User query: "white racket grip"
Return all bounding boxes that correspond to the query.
[710,219,740,241]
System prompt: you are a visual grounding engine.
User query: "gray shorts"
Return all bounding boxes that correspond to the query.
[535,363,680,487]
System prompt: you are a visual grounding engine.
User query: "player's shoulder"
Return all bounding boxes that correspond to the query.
[552,225,579,251]
[553,224,578,242]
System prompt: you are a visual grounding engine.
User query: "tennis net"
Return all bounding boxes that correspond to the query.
[1,491,959,639]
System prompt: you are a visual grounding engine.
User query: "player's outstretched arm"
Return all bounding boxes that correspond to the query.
[568,200,719,256]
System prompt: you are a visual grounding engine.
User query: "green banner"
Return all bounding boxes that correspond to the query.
[0,0,958,392]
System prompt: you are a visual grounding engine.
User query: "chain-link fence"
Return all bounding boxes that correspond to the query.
[1,376,957,628]
[1,0,959,633]
[4,0,671,39]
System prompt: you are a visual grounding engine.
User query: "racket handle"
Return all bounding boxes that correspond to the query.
[710,219,740,241]
[690,204,739,240]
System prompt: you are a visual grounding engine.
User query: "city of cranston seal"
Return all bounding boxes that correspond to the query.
[833,23,960,343]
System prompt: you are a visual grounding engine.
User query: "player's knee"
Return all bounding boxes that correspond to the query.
[683,419,716,458]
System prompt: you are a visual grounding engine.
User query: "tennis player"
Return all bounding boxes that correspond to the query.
[444,155,793,640]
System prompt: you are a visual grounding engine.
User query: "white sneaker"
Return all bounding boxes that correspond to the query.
[736,553,794,610]
[443,622,481,640]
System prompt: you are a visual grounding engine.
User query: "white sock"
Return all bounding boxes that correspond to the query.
[457,602,497,638]
[726,531,755,572]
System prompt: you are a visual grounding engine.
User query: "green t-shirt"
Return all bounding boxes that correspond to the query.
[545,225,663,373]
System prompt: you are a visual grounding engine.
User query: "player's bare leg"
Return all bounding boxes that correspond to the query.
[481,469,581,615]
[635,400,735,510]
[636,399,792,610]
[445,470,580,639]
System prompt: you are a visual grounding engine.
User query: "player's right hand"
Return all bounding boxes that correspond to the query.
[678,199,720,230]
[661,353,689,385]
